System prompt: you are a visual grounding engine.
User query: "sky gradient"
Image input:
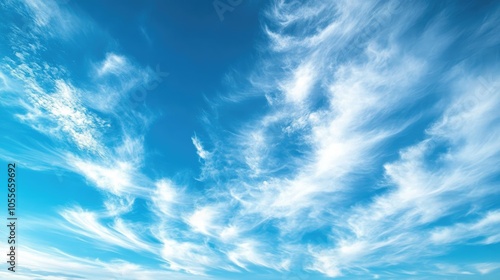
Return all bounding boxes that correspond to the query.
[1,0,500,279]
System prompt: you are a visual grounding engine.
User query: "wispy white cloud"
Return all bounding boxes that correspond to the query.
[194,0,500,278]
[431,211,500,245]
[104,195,135,217]
[435,264,474,275]
[227,240,287,271]
[19,0,83,38]
[17,80,108,154]
[97,53,131,77]
[0,244,208,280]
[151,179,183,217]
[0,71,11,90]
[0,2,176,277]
[280,60,317,104]
[69,156,143,195]
[473,263,500,275]
[212,0,428,230]
[140,25,153,45]
[59,207,155,252]
[186,206,220,236]
[308,71,500,276]
[154,230,221,275]
[192,134,211,160]
[87,54,155,113]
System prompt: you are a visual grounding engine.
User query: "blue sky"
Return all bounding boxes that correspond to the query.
[1,0,500,279]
